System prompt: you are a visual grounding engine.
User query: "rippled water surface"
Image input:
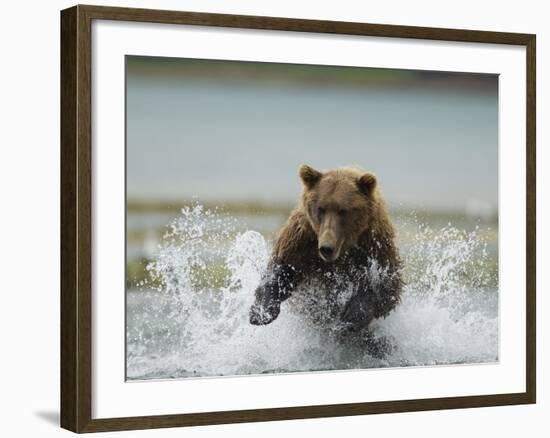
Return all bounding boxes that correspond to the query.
[126,205,498,380]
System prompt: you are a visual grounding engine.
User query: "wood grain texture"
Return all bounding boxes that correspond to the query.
[60,5,78,432]
[60,4,537,433]
[61,5,93,432]
[79,3,534,44]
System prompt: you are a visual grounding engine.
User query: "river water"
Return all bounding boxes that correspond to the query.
[126,205,498,380]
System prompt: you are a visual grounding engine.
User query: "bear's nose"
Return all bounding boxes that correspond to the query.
[319,246,334,260]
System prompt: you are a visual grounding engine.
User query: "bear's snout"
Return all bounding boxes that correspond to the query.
[318,211,344,262]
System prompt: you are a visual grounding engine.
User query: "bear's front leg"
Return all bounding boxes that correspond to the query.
[340,268,402,332]
[340,292,375,332]
[249,262,297,326]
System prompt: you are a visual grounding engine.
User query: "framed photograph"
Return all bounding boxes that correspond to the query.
[60,4,536,433]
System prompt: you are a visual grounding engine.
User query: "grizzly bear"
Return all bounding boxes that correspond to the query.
[249,165,402,334]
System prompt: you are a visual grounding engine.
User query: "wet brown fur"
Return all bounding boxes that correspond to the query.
[249,165,403,330]
[275,166,400,273]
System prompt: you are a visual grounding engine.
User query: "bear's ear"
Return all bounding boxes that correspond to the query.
[357,172,377,195]
[299,164,322,189]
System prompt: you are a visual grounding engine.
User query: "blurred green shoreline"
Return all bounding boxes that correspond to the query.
[126,199,498,291]
[127,198,498,223]
[127,199,293,216]
[128,55,498,95]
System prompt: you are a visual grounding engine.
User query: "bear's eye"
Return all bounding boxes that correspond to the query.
[317,207,326,216]
[338,209,347,216]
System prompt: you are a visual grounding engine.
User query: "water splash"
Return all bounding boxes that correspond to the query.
[127,205,498,380]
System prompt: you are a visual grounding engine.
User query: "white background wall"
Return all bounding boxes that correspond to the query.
[0,0,546,437]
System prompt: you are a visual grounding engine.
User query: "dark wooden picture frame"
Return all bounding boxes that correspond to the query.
[61,4,536,433]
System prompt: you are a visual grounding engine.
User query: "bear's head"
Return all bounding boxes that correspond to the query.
[299,164,380,262]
